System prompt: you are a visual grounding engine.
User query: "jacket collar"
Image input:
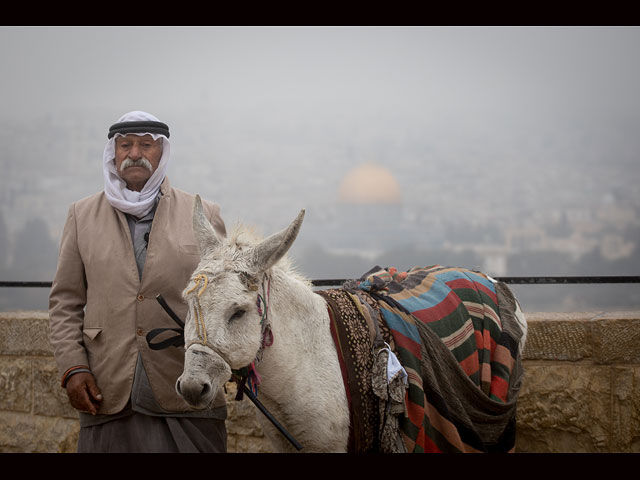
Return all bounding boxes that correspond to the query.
[160,176,171,196]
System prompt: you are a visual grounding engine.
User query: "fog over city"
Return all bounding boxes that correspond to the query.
[1,26,639,312]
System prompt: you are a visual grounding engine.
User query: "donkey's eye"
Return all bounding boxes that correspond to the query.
[229,309,246,322]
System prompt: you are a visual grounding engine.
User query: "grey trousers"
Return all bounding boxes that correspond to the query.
[77,412,227,453]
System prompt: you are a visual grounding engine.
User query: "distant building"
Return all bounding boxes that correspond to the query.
[338,163,402,206]
[324,163,407,255]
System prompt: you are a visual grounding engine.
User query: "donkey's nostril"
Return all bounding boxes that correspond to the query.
[177,378,213,407]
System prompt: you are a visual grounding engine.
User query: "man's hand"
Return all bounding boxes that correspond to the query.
[65,372,103,415]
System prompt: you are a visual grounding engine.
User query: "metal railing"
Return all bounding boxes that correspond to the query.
[314,276,640,286]
[1,276,640,289]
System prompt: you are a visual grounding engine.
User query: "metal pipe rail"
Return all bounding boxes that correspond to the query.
[1,276,639,288]
[313,276,640,286]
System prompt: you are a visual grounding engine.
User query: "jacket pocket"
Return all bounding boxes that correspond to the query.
[83,327,103,341]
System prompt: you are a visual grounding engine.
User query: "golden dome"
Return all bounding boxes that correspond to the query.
[338,163,402,205]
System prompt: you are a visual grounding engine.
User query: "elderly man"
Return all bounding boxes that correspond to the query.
[49,111,228,453]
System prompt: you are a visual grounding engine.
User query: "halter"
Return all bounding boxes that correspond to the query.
[184,270,273,396]
[148,276,303,451]
[185,273,210,348]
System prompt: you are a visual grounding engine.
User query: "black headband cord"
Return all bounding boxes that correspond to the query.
[108,120,170,139]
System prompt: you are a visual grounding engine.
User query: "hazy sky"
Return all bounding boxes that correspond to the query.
[2,25,640,236]
[1,26,640,311]
[2,26,639,125]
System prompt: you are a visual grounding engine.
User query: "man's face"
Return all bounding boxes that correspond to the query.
[114,134,163,192]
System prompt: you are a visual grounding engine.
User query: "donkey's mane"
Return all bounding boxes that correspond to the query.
[219,221,310,285]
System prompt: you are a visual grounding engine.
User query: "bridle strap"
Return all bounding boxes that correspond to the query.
[156,272,273,393]
[186,274,211,347]
[146,294,186,350]
[149,286,302,450]
[147,327,185,350]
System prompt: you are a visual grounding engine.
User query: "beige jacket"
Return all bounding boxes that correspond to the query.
[49,177,227,414]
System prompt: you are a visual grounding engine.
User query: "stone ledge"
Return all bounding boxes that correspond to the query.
[523,311,640,364]
[515,364,640,452]
[0,411,78,453]
[0,310,52,356]
[5,310,640,363]
[0,356,78,419]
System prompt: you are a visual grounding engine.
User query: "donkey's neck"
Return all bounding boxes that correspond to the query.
[253,266,350,452]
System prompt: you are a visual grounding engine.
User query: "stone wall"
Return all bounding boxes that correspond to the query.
[515,311,640,453]
[1,310,638,453]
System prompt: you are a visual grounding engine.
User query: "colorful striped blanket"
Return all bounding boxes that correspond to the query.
[326,265,527,453]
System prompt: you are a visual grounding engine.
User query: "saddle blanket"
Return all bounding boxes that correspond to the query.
[320,265,527,453]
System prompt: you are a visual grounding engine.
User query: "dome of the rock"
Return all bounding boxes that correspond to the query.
[338,163,402,205]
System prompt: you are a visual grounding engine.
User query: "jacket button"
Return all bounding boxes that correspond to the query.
[137,328,144,336]
[137,294,144,302]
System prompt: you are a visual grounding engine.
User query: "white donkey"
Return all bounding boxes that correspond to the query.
[177,197,349,452]
[176,196,526,453]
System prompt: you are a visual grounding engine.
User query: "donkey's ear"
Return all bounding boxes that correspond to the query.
[193,194,220,258]
[250,209,305,273]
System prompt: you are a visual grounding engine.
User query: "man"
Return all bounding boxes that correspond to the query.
[49,111,228,452]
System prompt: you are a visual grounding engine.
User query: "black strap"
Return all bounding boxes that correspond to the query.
[240,381,303,451]
[146,295,185,350]
[149,294,303,450]
[146,327,185,350]
[156,294,185,328]
[108,120,170,139]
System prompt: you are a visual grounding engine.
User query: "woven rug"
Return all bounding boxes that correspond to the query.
[319,265,526,453]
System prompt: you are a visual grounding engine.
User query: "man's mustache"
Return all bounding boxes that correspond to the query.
[120,157,153,171]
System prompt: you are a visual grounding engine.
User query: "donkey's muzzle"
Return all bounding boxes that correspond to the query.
[177,347,231,408]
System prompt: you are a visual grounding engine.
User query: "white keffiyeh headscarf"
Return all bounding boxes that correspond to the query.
[103,110,170,217]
